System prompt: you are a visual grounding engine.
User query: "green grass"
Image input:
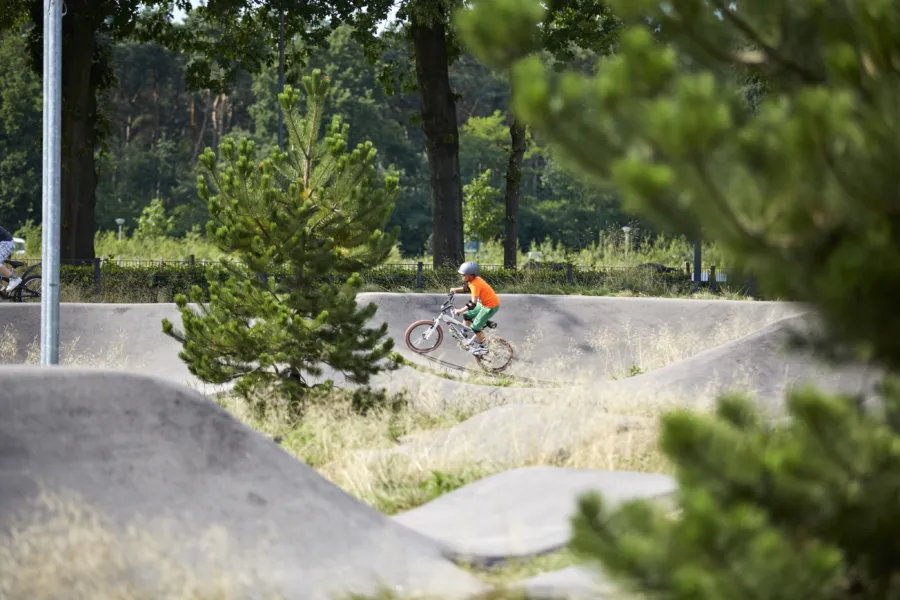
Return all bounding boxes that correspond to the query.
[459,548,581,586]
[10,226,766,302]
[85,224,728,269]
[17,260,759,304]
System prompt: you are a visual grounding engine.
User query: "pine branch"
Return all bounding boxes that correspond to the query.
[706,0,823,84]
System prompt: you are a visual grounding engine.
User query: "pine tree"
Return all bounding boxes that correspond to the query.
[457,0,900,596]
[162,70,401,415]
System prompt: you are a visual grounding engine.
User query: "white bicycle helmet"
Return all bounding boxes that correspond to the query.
[458,261,480,276]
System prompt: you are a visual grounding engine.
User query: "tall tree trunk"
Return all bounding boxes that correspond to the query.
[60,5,99,262]
[410,13,464,268]
[192,91,211,162]
[503,117,527,269]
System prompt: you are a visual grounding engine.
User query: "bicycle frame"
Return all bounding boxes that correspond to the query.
[4,259,40,279]
[422,294,477,347]
[405,292,513,372]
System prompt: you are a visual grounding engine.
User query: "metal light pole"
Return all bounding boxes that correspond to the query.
[693,238,702,292]
[277,6,285,151]
[41,0,63,366]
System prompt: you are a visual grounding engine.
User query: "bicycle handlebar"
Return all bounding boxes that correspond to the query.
[441,291,456,311]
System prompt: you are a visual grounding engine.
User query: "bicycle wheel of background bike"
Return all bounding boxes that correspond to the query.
[15,275,41,303]
[475,337,515,373]
[404,320,444,353]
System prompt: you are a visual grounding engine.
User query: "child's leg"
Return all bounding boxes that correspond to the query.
[463,307,478,328]
[470,306,499,342]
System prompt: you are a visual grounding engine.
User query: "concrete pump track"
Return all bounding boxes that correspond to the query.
[0,293,884,599]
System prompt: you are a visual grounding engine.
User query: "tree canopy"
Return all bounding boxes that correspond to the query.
[458,0,900,596]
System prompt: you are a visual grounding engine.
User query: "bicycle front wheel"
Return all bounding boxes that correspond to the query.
[475,336,515,373]
[405,320,443,353]
[15,275,41,303]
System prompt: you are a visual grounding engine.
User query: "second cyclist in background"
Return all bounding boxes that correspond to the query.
[0,225,22,293]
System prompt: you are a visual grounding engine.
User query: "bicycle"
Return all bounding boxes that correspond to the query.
[404,292,515,373]
[1,259,41,303]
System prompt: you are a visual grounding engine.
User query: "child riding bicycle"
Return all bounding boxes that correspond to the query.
[449,261,499,356]
[0,225,22,293]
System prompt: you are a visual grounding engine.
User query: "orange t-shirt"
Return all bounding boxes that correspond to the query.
[467,276,500,308]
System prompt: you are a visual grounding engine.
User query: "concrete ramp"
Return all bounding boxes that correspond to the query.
[0,303,213,391]
[391,467,676,564]
[0,367,486,600]
[0,296,870,407]
[357,293,804,382]
[0,302,514,403]
[609,312,881,413]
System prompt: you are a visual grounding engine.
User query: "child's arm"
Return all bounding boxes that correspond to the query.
[449,282,471,294]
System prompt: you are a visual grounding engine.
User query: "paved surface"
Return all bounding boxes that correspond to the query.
[391,466,676,565]
[0,295,883,597]
[0,296,848,403]
[516,566,613,599]
[0,367,487,600]
[358,293,804,381]
[0,303,222,392]
[0,302,517,401]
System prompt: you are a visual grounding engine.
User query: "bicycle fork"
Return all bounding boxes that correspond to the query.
[422,317,441,340]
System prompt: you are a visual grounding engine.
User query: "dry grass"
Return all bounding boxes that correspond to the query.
[211,372,702,515]
[0,490,282,600]
[214,388,499,514]
[321,390,695,515]
[0,324,130,369]
[0,489,627,600]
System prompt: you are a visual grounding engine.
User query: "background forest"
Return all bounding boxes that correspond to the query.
[0,18,672,265]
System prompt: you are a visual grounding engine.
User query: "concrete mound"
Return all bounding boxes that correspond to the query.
[515,565,613,599]
[0,303,216,391]
[391,466,676,565]
[0,367,486,600]
[609,312,881,414]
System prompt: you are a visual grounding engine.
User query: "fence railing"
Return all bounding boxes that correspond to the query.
[12,255,758,301]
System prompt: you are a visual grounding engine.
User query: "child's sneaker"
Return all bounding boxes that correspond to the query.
[6,276,22,292]
[469,341,488,356]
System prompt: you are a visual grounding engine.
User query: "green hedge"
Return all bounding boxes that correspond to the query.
[12,259,755,303]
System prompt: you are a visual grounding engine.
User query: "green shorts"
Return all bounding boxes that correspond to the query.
[464,302,499,332]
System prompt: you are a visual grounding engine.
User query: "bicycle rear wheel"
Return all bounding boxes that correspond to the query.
[15,275,41,303]
[405,320,444,353]
[475,336,515,373]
